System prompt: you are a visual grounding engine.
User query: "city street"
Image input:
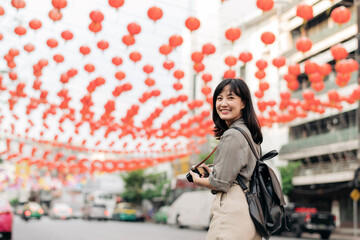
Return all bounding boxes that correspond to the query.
[12,215,356,240]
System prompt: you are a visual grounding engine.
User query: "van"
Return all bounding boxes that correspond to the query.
[167,190,214,229]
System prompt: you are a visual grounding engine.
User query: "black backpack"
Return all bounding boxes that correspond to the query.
[232,127,291,240]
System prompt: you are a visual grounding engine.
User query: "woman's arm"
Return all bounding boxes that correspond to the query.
[189,171,219,191]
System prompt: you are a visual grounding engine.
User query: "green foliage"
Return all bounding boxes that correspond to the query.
[279,161,301,196]
[199,151,215,165]
[121,170,170,205]
[121,170,146,205]
[9,198,19,206]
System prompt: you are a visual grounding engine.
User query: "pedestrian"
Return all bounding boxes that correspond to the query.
[189,78,262,240]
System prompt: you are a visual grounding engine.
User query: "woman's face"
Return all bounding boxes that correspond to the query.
[216,84,244,126]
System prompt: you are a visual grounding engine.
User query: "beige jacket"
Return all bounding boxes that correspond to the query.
[209,118,261,193]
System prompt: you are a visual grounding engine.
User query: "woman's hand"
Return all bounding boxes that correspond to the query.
[200,163,212,174]
[189,170,201,184]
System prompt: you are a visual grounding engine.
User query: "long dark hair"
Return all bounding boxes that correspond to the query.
[212,78,263,144]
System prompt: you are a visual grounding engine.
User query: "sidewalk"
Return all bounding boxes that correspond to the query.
[330,228,358,240]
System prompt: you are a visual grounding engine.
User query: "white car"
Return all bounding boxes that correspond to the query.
[49,203,73,220]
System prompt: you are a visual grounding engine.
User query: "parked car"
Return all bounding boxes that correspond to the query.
[286,203,336,239]
[0,196,13,240]
[154,206,169,224]
[82,204,109,221]
[49,203,73,220]
[21,202,44,221]
[112,203,137,221]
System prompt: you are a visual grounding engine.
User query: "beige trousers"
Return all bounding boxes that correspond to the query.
[206,184,262,240]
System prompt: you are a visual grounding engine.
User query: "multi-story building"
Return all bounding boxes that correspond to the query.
[222,0,359,228]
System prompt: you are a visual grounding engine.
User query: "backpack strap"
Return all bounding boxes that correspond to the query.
[232,126,260,160]
[232,126,260,192]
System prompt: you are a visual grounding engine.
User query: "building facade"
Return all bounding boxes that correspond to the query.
[222,0,359,228]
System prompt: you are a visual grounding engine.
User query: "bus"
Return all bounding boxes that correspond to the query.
[167,174,214,229]
[84,191,117,219]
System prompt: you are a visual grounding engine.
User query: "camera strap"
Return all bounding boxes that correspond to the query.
[193,146,217,169]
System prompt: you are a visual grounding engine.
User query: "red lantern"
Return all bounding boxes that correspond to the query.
[223,69,236,78]
[147,6,163,22]
[143,64,154,74]
[169,35,183,48]
[108,0,124,10]
[185,17,200,32]
[193,63,205,73]
[308,72,323,83]
[261,31,275,45]
[122,35,135,47]
[319,63,332,76]
[53,54,64,63]
[191,51,204,63]
[255,70,266,80]
[24,43,35,53]
[163,60,174,71]
[129,51,142,63]
[47,38,58,49]
[255,90,264,99]
[331,6,351,24]
[145,77,155,87]
[272,56,286,68]
[225,56,237,67]
[330,44,348,61]
[256,59,268,70]
[304,60,319,75]
[296,4,313,21]
[97,40,109,51]
[89,22,102,33]
[288,64,301,76]
[29,19,42,31]
[11,0,26,10]
[49,8,62,22]
[52,0,67,9]
[202,43,216,55]
[296,36,312,53]
[256,0,274,12]
[115,71,126,81]
[89,11,104,24]
[127,22,141,36]
[201,86,211,95]
[14,26,26,36]
[0,7,3,16]
[311,81,324,92]
[61,30,73,41]
[239,51,253,63]
[202,73,212,83]
[112,57,123,66]
[79,45,91,56]
[84,64,95,73]
[159,44,172,56]
[259,81,270,92]
[173,82,183,91]
[174,70,184,80]
[225,27,241,43]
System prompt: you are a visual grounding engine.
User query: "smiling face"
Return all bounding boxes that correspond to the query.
[215,84,245,127]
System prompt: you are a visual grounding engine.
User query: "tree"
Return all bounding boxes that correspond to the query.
[121,170,170,205]
[279,161,301,196]
[121,170,146,205]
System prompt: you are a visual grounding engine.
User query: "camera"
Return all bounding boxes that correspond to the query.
[186,166,209,182]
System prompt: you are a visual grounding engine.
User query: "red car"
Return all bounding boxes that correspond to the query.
[0,196,13,240]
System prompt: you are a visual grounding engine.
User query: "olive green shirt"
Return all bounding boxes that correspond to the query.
[209,118,261,193]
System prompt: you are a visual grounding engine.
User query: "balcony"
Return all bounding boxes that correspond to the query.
[291,71,358,100]
[292,159,359,186]
[283,9,356,57]
[279,127,358,160]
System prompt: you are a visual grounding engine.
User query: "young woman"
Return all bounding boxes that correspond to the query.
[189,78,263,240]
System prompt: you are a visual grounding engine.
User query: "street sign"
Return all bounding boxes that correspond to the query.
[350,189,360,202]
